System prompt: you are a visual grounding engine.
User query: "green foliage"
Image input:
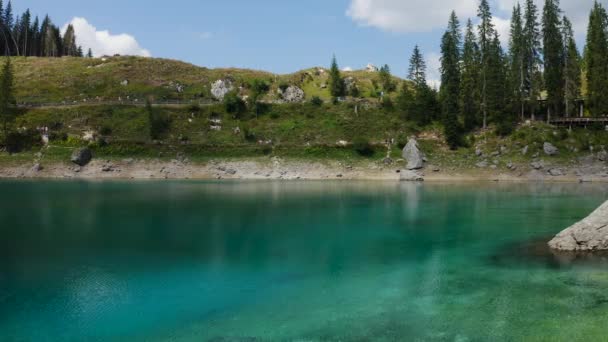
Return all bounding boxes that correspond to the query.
[378,65,396,93]
[408,46,426,87]
[585,2,608,117]
[310,96,323,106]
[223,91,247,118]
[440,11,463,148]
[461,19,480,131]
[352,137,375,157]
[329,56,346,98]
[542,0,564,117]
[0,58,15,145]
[147,100,170,140]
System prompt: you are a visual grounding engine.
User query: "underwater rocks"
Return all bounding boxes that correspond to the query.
[549,201,608,251]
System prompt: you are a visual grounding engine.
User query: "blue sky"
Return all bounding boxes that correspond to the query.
[12,0,604,82]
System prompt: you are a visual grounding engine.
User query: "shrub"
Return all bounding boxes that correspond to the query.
[100,125,113,136]
[310,96,323,107]
[224,91,246,118]
[352,137,375,157]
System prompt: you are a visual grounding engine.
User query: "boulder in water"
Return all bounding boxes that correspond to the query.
[549,201,608,251]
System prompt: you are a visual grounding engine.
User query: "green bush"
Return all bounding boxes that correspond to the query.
[310,96,323,107]
[224,91,246,118]
[352,137,375,157]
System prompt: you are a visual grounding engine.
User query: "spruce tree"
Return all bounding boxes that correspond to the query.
[87,48,93,58]
[0,0,4,55]
[0,58,15,142]
[329,55,345,98]
[477,0,495,129]
[440,11,463,148]
[562,16,581,117]
[508,4,525,121]
[461,19,480,131]
[487,33,510,134]
[542,0,564,120]
[378,64,395,93]
[408,45,426,88]
[584,2,608,117]
[523,0,542,120]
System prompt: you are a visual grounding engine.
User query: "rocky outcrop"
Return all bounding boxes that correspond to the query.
[402,138,424,170]
[544,142,559,156]
[549,201,608,251]
[71,148,93,166]
[278,86,305,103]
[211,79,233,100]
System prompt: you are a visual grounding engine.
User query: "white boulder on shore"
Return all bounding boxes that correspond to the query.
[402,138,424,170]
[549,200,608,251]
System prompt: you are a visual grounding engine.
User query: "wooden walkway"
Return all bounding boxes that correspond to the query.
[549,117,608,127]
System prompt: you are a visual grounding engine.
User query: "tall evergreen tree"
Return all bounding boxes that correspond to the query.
[329,55,345,98]
[523,0,542,120]
[17,9,31,56]
[461,19,480,131]
[562,16,581,117]
[487,32,510,133]
[477,0,495,129]
[87,48,93,58]
[585,1,608,117]
[0,58,15,143]
[408,45,426,87]
[440,11,463,148]
[542,0,564,120]
[508,4,525,120]
[62,24,77,56]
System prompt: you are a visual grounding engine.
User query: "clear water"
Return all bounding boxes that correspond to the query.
[1,180,608,341]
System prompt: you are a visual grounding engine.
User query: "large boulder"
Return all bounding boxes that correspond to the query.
[279,86,305,103]
[71,147,93,166]
[549,201,608,251]
[402,138,424,170]
[211,79,233,101]
[543,142,559,156]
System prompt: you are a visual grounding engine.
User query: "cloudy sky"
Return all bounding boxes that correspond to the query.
[13,0,606,84]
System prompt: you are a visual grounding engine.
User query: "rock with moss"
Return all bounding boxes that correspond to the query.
[549,201,608,251]
[211,79,233,100]
[278,86,305,103]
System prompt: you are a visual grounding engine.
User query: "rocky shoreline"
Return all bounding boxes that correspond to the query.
[1,156,608,183]
[549,201,608,251]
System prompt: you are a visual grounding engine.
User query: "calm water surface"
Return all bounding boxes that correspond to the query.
[0,180,607,341]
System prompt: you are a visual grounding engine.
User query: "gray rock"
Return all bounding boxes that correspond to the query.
[598,151,607,162]
[344,77,356,93]
[402,138,424,170]
[400,170,424,182]
[490,151,500,157]
[549,200,608,251]
[383,157,394,165]
[211,79,234,100]
[548,168,564,176]
[476,161,489,168]
[522,146,529,155]
[226,169,237,175]
[544,142,559,156]
[71,148,92,166]
[475,148,483,157]
[31,163,43,172]
[507,162,516,170]
[279,86,305,103]
[530,161,544,170]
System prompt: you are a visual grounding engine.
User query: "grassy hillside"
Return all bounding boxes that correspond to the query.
[9,56,401,104]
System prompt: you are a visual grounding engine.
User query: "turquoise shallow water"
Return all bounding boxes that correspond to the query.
[1,180,608,341]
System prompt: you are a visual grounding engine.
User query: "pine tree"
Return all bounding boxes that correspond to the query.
[461,19,481,131]
[378,64,395,93]
[17,9,30,56]
[487,32,510,134]
[562,16,581,117]
[62,24,77,56]
[542,0,564,120]
[440,11,463,148]
[2,0,17,56]
[329,55,345,98]
[29,16,39,56]
[407,45,426,88]
[478,0,495,129]
[585,2,608,117]
[87,48,93,58]
[0,58,15,142]
[397,82,414,120]
[523,0,542,120]
[508,4,525,121]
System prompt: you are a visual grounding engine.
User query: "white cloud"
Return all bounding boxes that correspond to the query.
[62,17,151,57]
[342,66,354,71]
[346,0,477,32]
[426,52,441,89]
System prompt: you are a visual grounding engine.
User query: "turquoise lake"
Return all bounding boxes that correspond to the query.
[1,180,608,341]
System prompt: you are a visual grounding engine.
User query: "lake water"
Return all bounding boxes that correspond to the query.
[1,180,607,341]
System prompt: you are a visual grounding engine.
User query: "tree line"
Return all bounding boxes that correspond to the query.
[0,0,91,57]
[330,0,608,149]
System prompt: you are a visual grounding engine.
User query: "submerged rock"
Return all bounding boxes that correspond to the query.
[71,148,92,166]
[402,138,424,170]
[549,201,608,251]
